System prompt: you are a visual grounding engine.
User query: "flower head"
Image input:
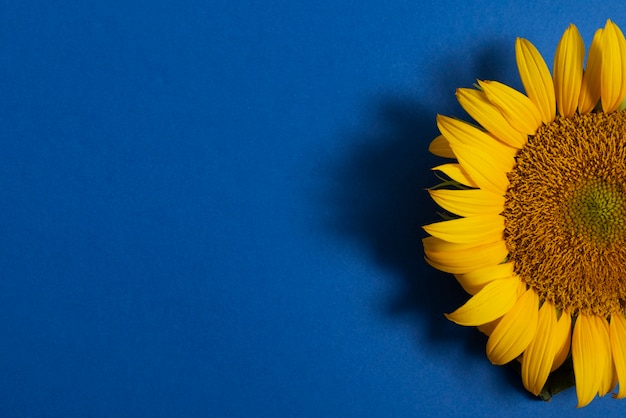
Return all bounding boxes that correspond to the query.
[424,20,626,407]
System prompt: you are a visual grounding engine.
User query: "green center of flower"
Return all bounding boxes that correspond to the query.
[504,111,626,316]
[565,179,626,244]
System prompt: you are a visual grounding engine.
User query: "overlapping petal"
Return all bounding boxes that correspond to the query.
[423,236,508,275]
[553,24,584,117]
[578,29,603,114]
[428,135,455,158]
[447,142,509,194]
[456,88,528,148]
[454,262,515,295]
[515,38,556,124]
[521,301,558,395]
[597,318,615,397]
[610,313,626,399]
[551,311,572,372]
[436,115,518,160]
[431,163,478,188]
[428,189,504,217]
[444,278,524,326]
[572,314,614,408]
[477,317,502,337]
[436,115,514,194]
[486,288,539,365]
[478,80,543,135]
[600,20,626,113]
[422,215,504,246]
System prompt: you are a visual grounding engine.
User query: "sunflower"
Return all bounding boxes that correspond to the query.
[423,20,626,408]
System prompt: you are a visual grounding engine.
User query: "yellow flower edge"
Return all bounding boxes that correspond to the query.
[424,20,626,408]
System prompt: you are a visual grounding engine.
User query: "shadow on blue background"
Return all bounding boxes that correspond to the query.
[327,40,536,400]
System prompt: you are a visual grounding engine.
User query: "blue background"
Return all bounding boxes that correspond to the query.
[1,1,625,416]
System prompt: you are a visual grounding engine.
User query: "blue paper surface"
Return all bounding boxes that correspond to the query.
[1,1,625,416]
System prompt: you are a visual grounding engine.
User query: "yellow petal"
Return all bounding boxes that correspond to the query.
[572,314,595,407]
[436,115,518,161]
[572,314,613,408]
[432,163,479,188]
[553,24,584,117]
[422,236,478,252]
[449,142,510,194]
[478,317,501,336]
[456,88,528,148]
[478,80,543,135]
[601,20,626,113]
[619,23,626,109]
[444,278,524,326]
[436,116,514,194]
[521,301,557,395]
[428,189,505,217]
[455,262,515,295]
[551,311,572,372]
[596,316,614,397]
[429,135,455,158]
[610,313,626,399]
[422,215,504,245]
[422,236,502,275]
[424,238,508,275]
[515,38,556,123]
[578,29,603,114]
[611,364,619,399]
[486,288,539,365]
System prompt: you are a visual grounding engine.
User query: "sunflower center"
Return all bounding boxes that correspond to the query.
[504,111,626,316]
[565,179,626,243]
